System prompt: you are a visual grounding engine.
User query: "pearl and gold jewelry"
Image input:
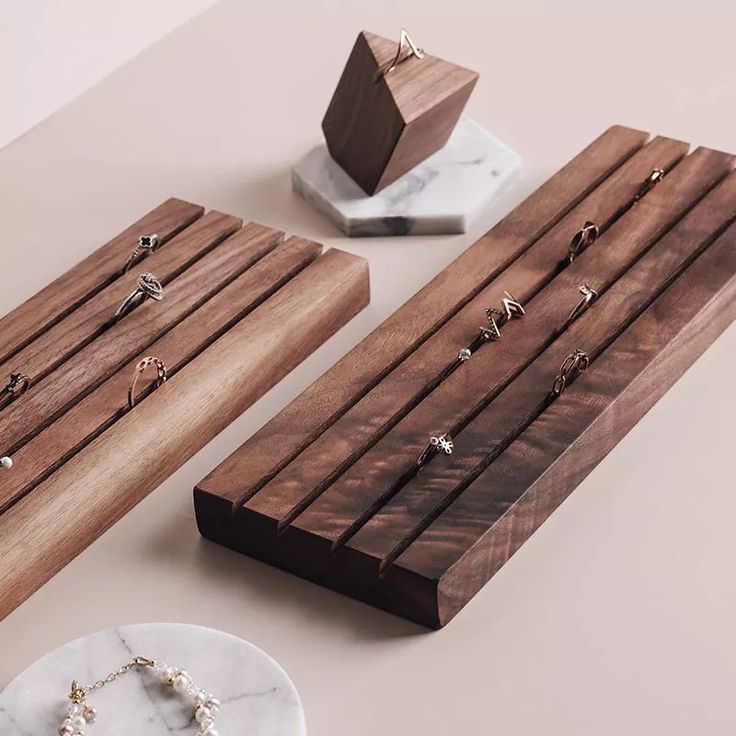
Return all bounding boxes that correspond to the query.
[59,656,221,736]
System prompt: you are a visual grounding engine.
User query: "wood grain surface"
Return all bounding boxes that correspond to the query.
[0,246,369,619]
[239,135,689,529]
[321,31,478,194]
[347,166,736,570]
[0,231,331,515]
[0,213,250,454]
[0,201,371,620]
[0,198,203,365]
[198,125,648,510]
[195,127,736,628]
[394,220,736,625]
[0,209,240,408]
[285,146,730,547]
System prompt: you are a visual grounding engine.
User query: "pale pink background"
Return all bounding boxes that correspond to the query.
[1,1,735,734]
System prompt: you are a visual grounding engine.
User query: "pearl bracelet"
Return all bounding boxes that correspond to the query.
[58,656,221,736]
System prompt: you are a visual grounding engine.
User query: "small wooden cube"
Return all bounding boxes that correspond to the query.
[322,31,479,195]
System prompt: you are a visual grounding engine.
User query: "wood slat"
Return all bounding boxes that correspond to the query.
[197,125,648,507]
[238,135,688,527]
[0,217,275,456]
[0,232,330,515]
[0,248,369,619]
[194,127,736,629]
[284,146,731,546]
[391,221,736,626]
[0,210,240,406]
[346,168,736,568]
[0,198,204,365]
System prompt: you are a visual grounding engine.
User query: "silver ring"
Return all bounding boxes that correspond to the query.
[114,272,164,321]
[416,433,454,469]
[124,234,159,273]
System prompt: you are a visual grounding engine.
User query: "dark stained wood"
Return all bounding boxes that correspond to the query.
[194,128,736,629]
[239,136,689,528]
[285,146,730,546]
[0,233,336,515]
[0,198,203,365]
[0,210,240,404]
[198,125,648,511]
[322,31,479,194]
[393,221,736,626]
[346,168,736,568]
[0,248,369,619]
[0,217,277,455]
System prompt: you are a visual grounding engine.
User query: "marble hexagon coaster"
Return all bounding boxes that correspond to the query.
[0,623,305,736]
[292,117,521,237]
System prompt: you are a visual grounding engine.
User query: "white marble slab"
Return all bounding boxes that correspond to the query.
[292,117,521,237]
[0,623,305,735]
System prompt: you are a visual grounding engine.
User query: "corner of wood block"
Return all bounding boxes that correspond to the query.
[194,484,235,539]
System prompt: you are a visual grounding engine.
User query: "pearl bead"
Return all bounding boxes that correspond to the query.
[82,706,96,723]
[69,715,86,730]
[0,456,12,470]
[195,706,211,724]
[58,724,73,736]
[173,673,192,693]
[163,666,177,684]
[192,690,206,706]
[204,696,220,713]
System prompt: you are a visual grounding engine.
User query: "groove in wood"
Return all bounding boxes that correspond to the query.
[198,125,649,509]
[194,127,736,628]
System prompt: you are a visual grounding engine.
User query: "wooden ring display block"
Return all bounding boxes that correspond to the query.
[195,127,736,628]
[322,31,479,195]
[0,201,369,619]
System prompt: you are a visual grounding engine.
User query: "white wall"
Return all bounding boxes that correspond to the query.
[0,0,219,149]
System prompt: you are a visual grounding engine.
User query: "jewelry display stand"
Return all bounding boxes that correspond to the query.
[196,126,736,628]
[0,623,305,735]
[0,200,369,619]
[293,117,521,237]
[293,29,520,236]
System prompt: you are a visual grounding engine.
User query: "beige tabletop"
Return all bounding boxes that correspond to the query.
[1,1,735,733]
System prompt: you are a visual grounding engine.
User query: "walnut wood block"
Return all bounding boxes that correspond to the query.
[347,167,736,568]
[284,146,729,546]
[322,31,479,194]
[0,247,369,619]
[195,127,736,629]
[0,215,270,456]
[0,198,203,365]
[239,136,689,528]
[0,210,240,405]
[198,125,647,511]
[392,222,736,626]
[0,231,332,515]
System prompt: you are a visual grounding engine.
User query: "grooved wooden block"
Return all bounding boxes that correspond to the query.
[195,127,736,629]
[0,203,370,620]
[322,31,479,194]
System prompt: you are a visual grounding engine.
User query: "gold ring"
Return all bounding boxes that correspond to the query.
[127,356,167,409]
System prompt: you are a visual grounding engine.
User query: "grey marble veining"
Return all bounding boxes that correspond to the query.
[292,117,522,237]
[0,623,305,735]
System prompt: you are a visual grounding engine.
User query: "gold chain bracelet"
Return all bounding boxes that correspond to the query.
[58,656,221,736]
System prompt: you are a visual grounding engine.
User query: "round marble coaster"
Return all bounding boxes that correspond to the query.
[292,117,521,237]
[0,623,305,735]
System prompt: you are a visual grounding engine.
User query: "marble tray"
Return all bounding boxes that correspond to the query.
[292,117,521,237]
[0,623,306,735]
